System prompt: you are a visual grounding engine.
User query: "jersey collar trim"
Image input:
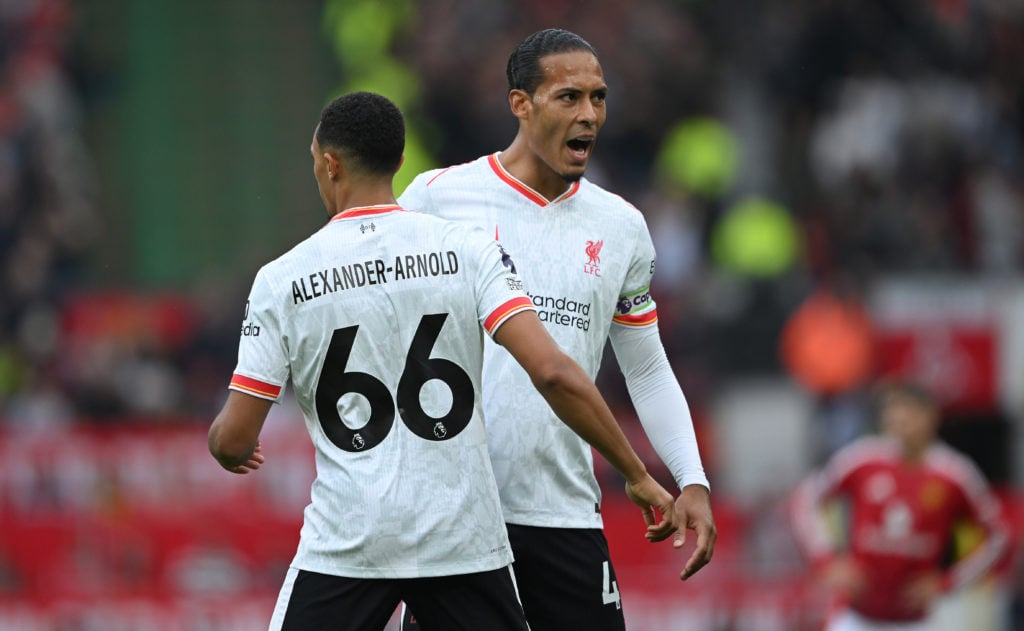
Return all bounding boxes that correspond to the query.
[329,204,403,222]
[487,153,581,207]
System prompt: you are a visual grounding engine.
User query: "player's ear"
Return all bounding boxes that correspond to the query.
[509,89,531,120]
[324,150,342,181]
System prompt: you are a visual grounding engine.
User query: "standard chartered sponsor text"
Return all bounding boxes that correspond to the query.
[530,293,591,330]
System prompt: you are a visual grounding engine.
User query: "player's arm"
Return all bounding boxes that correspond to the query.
[208,391,272,473]
[209,269,286,475]
[609,322,715,578]
[789,447,853,562]
[609,323,708,491]
[790,473,864,596]
[492,310,678,540]
[610,210,716,576]
[789,445,869,600]
[940,462,1011,593]
[901,466,1010,611]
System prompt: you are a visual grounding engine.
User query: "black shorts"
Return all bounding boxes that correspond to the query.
[403,525,625,631]
[272,565,528,631]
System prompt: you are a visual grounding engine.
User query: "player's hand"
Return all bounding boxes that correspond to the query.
[821,556,868,603]
[902,571,944,612]
[226,442,265,474]
[624,475,678,543]
[672,484,716,581]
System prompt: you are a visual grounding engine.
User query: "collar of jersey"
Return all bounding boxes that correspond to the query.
[329,204,403,222]
[487,153,581,207]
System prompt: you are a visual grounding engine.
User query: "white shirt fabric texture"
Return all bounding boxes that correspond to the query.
[229,204,535,578]
[399,154,709,529]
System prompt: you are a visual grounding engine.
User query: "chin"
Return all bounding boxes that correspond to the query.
[560,169,585,183]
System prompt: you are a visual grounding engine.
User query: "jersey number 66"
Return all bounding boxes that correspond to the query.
[314,313,473,452]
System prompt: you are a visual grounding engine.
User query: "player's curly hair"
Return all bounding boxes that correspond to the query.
[316,92,404,175]
[506,28,598,96]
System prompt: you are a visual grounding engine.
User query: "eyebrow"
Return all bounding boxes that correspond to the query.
[555,85,608,95]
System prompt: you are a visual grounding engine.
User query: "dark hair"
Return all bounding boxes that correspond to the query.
[876,379,938,412]
[506,28,598,95]
[315,92,404,175]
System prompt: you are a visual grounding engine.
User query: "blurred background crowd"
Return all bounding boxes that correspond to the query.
[1,0,1023,629]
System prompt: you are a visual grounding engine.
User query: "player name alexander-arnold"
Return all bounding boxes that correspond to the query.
[291,251,460,304]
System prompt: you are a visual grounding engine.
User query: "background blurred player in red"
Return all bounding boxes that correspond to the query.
[790,380,1010,631]
[207,91,677,631]
[399,28,715,631]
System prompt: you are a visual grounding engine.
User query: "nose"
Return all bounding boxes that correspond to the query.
[578,100,597,127]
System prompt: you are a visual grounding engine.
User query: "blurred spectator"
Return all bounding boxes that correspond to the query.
[0,0,97,426]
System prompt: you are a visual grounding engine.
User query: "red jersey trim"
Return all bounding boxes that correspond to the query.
[484,296,535,334]
[229,374,283,400]
[613,309,658,327]
[329,204,403,222]
[487,154,580,207]
[427,165,457,186]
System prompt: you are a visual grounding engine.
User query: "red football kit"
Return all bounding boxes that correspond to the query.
[792,436,1009,622]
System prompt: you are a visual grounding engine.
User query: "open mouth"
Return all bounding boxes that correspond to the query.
[566,138,593,160]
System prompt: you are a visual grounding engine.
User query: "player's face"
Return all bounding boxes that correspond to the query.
[881,397,937,454]
[310,131,332,212]
[523,51,607,182]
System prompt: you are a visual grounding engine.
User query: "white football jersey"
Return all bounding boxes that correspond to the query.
[229,204,534,578]
[399,155,659,529]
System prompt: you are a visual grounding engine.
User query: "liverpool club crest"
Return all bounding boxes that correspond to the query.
[584,240,603,276]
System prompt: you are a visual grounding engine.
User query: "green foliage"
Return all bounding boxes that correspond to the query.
[322,0,436,176]
[335,60,420,108]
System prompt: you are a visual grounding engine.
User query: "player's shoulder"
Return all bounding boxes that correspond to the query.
[578,178,642,211]
[400,208,490,247]
[255,232,318,280]
[406,155,488,191]
[830,435,897,472]
[925,441,987,486]
[577,178,647,225]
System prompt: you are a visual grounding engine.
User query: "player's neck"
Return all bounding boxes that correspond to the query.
[329,183,398,217]
[498,143,573,203]
[900,441,930,464]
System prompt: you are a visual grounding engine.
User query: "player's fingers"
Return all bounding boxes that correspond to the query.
[671,504,687,548]
[639,504,656,527]
[663,500,680,530]
[679,522,716,581]
[901,585,923,609]
[645,521,675,542]
[680,542,712,581]
[645,500,678,541]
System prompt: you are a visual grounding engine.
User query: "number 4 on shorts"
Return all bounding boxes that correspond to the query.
[602,561,621,609]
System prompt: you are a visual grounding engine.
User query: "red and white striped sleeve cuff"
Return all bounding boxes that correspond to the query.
[229,374,283,401]
[483,296,535,335]
[612,308,658,327]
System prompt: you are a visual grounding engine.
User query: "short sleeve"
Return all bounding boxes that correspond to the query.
[612,213,658,327]
[228,268,290,402]
[463,229,535,336]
